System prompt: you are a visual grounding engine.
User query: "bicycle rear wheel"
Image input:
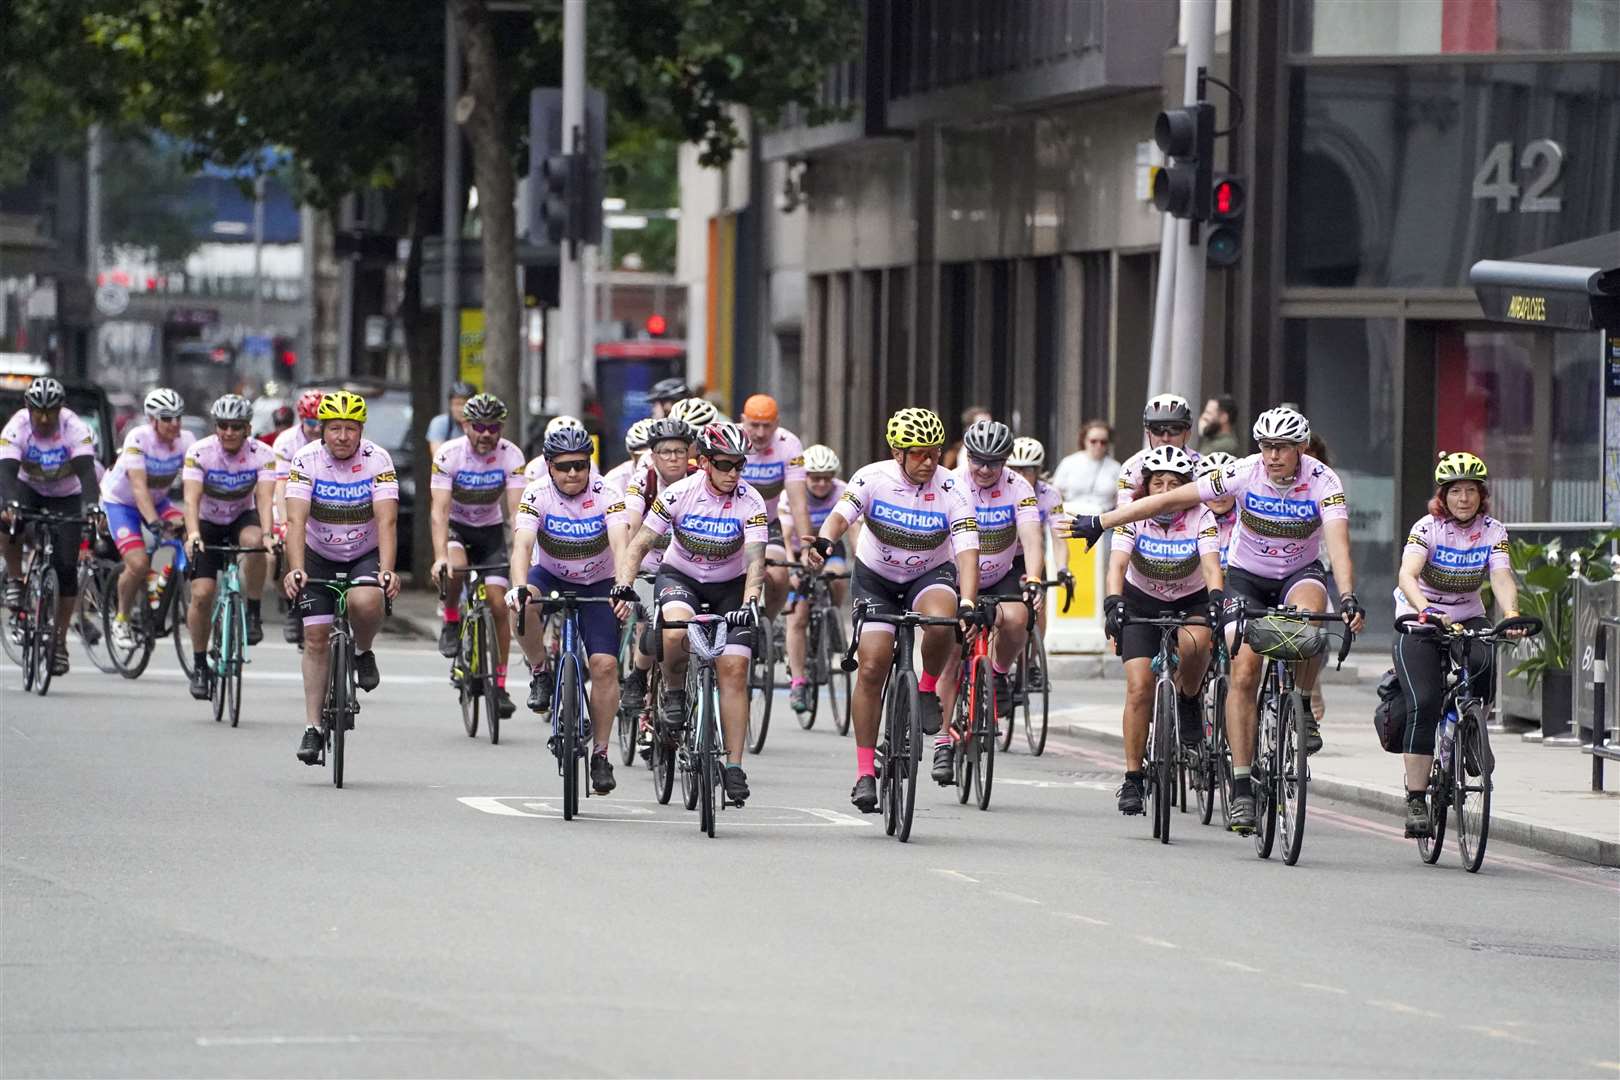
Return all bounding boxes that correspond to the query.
[559,655,582,820]
[800,615,821,731]
[170,575,195,678]
[616,614,639,763]
[747,618,774,754]
[457,617,481,739]
[1418,763,1448,864]
[1198,674,1226,826]
[74,565,115,672]
[329,641,351,789]
[102,572,155,678]
[1022,630,1050,756]
[651,703,676,805]
[1253,694,1277,859]
[478,609,501,744]
[1152,679,1174,843]
[974,657,996,811]
[1453,710,1491,872]
[826,616,851,736]
[1279,689,1309,866]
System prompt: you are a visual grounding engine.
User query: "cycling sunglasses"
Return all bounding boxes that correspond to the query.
[550,459,591,474]
[968,455,1007,469]
[215,421,249,433]
[468,422,502,434]
[708,457,745,473]
[1146,423,1190,437]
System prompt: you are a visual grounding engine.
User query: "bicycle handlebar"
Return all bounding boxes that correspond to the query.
[434,560,511,599]
[510,586,619,635]
[1233,603,1355,668]
[298,574,394,617]
[1026,575,1075,613]
[1394,612,1543,641]
[840,599,965,672]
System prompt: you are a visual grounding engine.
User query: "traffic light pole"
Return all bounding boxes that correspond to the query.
[552,0,586,421]
[1167,0,1216,413]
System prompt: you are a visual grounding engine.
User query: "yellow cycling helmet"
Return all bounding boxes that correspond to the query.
[885,407,945,450]
[1435,451,1487,485]
[317,390,367,423]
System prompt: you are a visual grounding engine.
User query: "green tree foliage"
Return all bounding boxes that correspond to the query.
[99,132,209,265]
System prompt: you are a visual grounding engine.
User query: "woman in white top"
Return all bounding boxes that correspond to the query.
[1051,419,1120,515]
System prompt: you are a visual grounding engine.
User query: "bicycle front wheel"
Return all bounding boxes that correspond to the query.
[1253,694,1277,859]
[616,613,640,763]
[559,655,582,820]
[209,599,228,724]
[171,574,195,678]
[883,672,922,842]
[478,609,501,745]
[974,656,996,811]
[698,669,717,837]
[225,594,244,728]
[1022,630,1050,756]
[329,640,351,789]
[457,616,481,739]
[1418,762,1448,864]
[1198,674,1226,826]
[1453,710,1491,872]
[102,572,154,679]
[747,618,774,754]
[1279,690,1309,865]
[75,565,116,673]
[1152,678,1174,843]
[953,684,974,806]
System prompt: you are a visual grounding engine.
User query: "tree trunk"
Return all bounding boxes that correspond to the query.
[455,0,518,410]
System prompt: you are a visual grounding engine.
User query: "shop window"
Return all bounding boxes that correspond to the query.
[1283,319,1399,628]
[1292,0,1620,56]
[1552,331,1604,521]
[1435,328,1536,522]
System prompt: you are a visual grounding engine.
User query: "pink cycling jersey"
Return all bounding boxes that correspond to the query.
[1194,453,1347,579]
[953,463,1040,586]
[644,471,768,584]
[833,460,978,583]
[782,478,846,533]
[620,465,683,574]
[513,475,618,584]
[1116,508,1221,601]
[272,424,314,480]
[742,427,806,524]
[284,439,399,562]
[1116,445,1202,508]
[602,452,649,501]
[182,435,277,525]
[1395,513,1510,622]
[430,435,526,527]
[1212,507,1236,568]
[0,406,96,498]
[1034,479,1062,525]
[101,423,194,507]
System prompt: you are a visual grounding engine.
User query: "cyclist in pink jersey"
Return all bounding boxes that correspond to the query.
[282,391,401,767]
[935,420,1046,781]
[506,424,629,796]
[272,390,324,644]
[1101,446,1224,816]
[1008,436,1074,659]
[801,407,980,814]
[739,394,811,628]
[1069,407,1365,832]
[0,378,102,675]
[612,417,696,724]
[427,394,527,718]
[782,443,856,714]
[602,418,653,502]
[1390,452,1524,837]
[100,388,193,651]
[614,421,768,808]
[179,395,278,699]
[1116,394,1200,508]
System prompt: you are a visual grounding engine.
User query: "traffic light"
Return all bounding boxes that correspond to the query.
[1152,102,1215,221]
[272,334,298,372]
[539,151,604,250]
[1205,175,1246,267]
[644,313,667,337]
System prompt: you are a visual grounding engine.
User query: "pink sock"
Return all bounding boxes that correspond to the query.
[857,746,876,777]
[444,607,460,624]
[790,676,806,688]
[991,659,1008,675]
[496,664,507,689]
[919,672,938,694]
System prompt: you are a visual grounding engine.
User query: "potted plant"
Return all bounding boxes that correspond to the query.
[1502,529,1620,737]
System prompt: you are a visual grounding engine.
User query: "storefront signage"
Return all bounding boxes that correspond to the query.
[1505,294,1548,322]
[1475,285,1598,331]
[1471,140,1565,215]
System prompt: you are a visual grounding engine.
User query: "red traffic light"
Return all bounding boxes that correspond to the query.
[645,313,667,337]
[279,349,297,368]
[1212,177,1245,219]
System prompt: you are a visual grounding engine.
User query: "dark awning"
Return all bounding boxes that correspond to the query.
[1470,232,1620,331]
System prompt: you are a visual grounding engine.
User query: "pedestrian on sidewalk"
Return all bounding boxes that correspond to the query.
[1052,419,1120,516]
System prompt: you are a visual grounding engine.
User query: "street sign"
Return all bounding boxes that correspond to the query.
[94,282,129,317]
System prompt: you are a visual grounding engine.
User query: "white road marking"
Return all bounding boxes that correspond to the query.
[195,1034,439,1047]
[1298,982,1348,994]
[1367,999,1442,1020]
[1216,959,1262,973]
[1462,1025,1537,1045]
[1136,935,1178,949]
[460,796,870,828]
[930,869,981,884]
[1589,1061,1620,1073]
[457,796,533,817]
[997,777,1117,791]
[1057,913,1110,926]
[988,890,1043,905]
[9,726,31,740]
[799,807,873,828]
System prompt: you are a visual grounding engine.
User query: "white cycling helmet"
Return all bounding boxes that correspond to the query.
[1197,450,1237,478]
[143,387,184,419]
[803,444,840,475]
[1008,436,1045,469]
[1140,444,1196,478]
[544,414,586,438]
[210,394,253,422]
[669,397,719,429]
[624,417,654,453]
[1252,406,1311,444]
[1142,393,1192,426]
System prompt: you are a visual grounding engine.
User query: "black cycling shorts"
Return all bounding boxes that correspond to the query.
[1118,582,1209,664]
[296,549,381,625]
[191,511,262,580]
[6,490,85,597]
[1226,561,1328,613]
[851,558,958,637]
[449,521,509,583]
[653,565,754,656]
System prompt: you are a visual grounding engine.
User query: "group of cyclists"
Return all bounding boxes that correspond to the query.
[3,372,1524,844]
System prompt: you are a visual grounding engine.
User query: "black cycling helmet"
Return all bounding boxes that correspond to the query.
[461,393,508,423]
[961,418,1013,460]
[649,377,691,404]
[646,417,695,445]
[542,425,594,459]
[448,380,477,400]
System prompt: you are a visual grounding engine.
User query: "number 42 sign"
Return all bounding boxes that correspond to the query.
[1472,139,1564,213]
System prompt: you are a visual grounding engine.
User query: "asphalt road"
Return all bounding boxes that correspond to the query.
[4,637,1618,1078]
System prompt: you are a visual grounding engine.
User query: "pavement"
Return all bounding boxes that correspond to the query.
[388,588,1620,867]
[4,629,1619,1078]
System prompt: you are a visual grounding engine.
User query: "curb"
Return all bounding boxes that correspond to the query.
[1053,723,1620,868]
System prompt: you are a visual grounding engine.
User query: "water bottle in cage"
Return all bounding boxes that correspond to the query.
[1438,706,1458,770]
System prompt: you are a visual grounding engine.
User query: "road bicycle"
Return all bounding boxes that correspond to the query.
[1233,604,1354,865]
[615,571,657,767]
[302,574,391,789]
[794,566,851,734]
[2,506,93,695]
[199,543,264,728]
[951,597,1002,810]
[517,588,619,821]
[1004,575,1072,755]
[1115,610,1214,844]
[840,602,964,842]
[442,561,511,744]
[1395,613,1541,873]
[1194,632,1231,828]
[100,529,194,680]
[72,537,122,674]
[664,609,751,838]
